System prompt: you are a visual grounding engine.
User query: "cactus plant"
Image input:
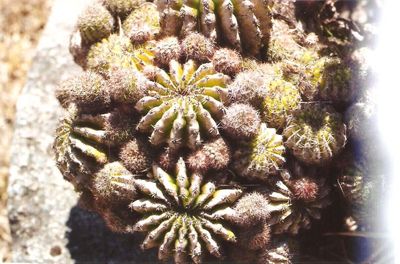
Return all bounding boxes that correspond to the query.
[155,0,272,57]
[77,3,114,45]
[267,166,331,234]
[233,123,285,181]
[135,59,230,150]
[262,78,301,129]
[130,158,242,263]
[55,1,377,262]
[283,104,347,165]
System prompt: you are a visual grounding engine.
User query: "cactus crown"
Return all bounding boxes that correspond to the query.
[131,158,241,263]
[136,59,230,150]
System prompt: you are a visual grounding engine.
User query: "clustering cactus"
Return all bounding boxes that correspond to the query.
[54,1,378,263]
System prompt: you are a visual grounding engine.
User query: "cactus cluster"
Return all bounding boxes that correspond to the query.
[53,0,378,263]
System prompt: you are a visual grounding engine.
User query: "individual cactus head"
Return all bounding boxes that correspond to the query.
[317,57,356,104]
[92,162,137,204]
[238,221,271,250]
[233,192,270,227]
[268,167,331,234]
[135,59,230,150]
[283,104,347,165]
[56,71,110,113]
[86,34,154,76]
[221,103,261,139]
[291,177,319,202]
[153,36,181,67]
[186,138,230,173]
[122,3,161,44]
[156,0,272,57]
[228,65,273,108]
[77,3,114,45]
[337,158,384,231]
[262,78,301,129]
[130,158,242,263]
[212,48,242,76]
[101,0,146,17]
[119,138,153,174]
[107,69,146,104]
[233,123,286,181]
[181,32,215,62]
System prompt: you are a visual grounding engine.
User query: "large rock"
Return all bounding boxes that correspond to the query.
[7,0,155,262]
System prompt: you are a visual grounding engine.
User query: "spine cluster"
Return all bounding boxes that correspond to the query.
[53,0,377,263]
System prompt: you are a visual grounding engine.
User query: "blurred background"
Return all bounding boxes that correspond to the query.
[0,0,52,261]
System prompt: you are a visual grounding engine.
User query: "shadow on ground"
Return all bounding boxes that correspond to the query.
[66,206,158,263]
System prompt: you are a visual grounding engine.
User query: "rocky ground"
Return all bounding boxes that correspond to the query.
[0,0,51,261]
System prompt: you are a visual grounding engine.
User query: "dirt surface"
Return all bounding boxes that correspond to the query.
[0,0,51,261]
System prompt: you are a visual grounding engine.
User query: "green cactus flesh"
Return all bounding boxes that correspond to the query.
[131,158,241,263]
[156,0,271,56]
[135,59,230,150]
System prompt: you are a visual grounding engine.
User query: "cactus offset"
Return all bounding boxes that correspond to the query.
[156,0,272,57]
[135,59,230,150]
[233,123,285,180]
[131,158,241,263]
[283,104,347,165]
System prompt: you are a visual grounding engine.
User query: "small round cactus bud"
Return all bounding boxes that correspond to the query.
[221,103,261,139]
[262,78,301,129]
[101,0,145,17]
[122,3,160,45]
[107,69,146,104]
[283,104,347,165]
[56,71,110,113]
[228,66,273,108]
[92,162,137,204]
[186,138,230,172]
[238,222,271,251]
[292,177,319,202]
[153,36,181,67]
[233,124,286,180]
[119,138,152,174]
[212,48,242,76]
[181,32,215,62]
[233,192,270,227]
[77,3,114,45]
[156,147,179,171]
[318,57,357,104]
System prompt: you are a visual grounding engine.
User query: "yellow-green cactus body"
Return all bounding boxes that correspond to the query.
[77,3,114,45]
[156,0,271,56]
[135,60,230,150]
[131,158,241,263]
[122,3,161,44]
[54,108,111,187]
[233,123,285,180]
[263,78,301,129]
[283,104,347,165]
[87,34,155,76]
[102,0,146,17]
